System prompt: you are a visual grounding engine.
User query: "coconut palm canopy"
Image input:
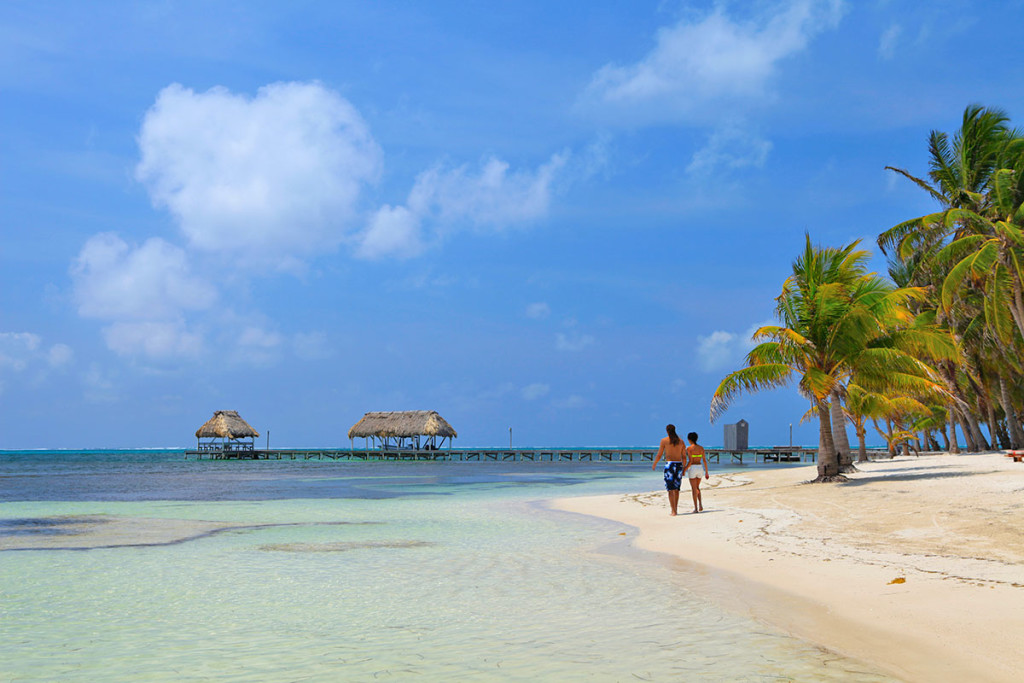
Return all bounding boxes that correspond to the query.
[195,410,260,439]
[348,411,457,439]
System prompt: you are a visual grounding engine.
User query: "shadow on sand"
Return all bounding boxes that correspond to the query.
[838,469,988,487]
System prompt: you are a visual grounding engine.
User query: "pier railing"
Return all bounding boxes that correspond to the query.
[181,447,851,464]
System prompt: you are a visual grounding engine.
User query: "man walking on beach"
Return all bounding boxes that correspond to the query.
[653,424,686,515]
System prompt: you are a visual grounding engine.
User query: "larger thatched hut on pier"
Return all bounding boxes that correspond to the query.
[195,410,260,452]
[348,410,457,450]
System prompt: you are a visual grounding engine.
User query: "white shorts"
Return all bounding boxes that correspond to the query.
[686,465,704,479]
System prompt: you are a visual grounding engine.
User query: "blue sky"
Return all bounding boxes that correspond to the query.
[3,0,1024,449]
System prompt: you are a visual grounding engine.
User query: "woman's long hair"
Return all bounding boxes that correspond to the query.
[666,424,680,446]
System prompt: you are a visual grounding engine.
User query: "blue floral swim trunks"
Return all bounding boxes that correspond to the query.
[663,461,683,491]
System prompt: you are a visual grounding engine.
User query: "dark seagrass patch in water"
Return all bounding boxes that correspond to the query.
[258,540,434,552]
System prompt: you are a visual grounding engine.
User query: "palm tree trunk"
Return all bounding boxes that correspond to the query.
[872,419,893,457]
[856,423,868,462]
[815,400,840,481]
[830,389,855,472]
[957,409,977,451]
[939,361,988,450]
[984,397,1001,449]
[947,405,961,453]
[996,418,1010,449]
[939,424,951,451]
[938,364,969,450]
[968,410,990,450]
[999,375,1024,449]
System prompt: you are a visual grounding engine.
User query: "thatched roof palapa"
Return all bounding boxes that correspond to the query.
[195,410,260,439]
[348,410,457,439]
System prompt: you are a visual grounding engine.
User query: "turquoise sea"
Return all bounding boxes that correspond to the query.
[0,451,894,681]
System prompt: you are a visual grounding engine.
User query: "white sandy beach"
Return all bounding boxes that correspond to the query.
[555,453,1024,682]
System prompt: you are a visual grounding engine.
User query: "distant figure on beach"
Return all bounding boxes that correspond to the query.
[652,424,686,515]
[684,432,709,513]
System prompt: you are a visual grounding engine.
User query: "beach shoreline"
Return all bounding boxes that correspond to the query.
[554,452,1024,683]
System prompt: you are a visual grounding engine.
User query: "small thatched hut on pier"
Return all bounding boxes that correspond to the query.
[348,410,457,450]
[195,410,260,452]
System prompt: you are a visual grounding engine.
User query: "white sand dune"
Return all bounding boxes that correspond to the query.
[555,453,1024,683]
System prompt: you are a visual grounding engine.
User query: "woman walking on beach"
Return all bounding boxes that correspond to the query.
[652,424,686,515]
[684,432,709,513]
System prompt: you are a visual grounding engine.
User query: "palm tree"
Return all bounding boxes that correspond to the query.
[711,236,948,481]
[881,104,1024,451]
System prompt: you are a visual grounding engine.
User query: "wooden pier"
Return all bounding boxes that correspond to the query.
[184,446,831,463]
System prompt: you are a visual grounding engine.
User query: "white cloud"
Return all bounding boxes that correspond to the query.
[697,330,741,372]
[71,79,581,365]
[71,233,214,359]
[409,153,567,230]
[696,321,772,372]
[103,321,203,359]
[556,331,595,352]
[72,233,215,321]
[136,81,381,264]
[552,394,587,409]
[878,23,901,60]
[525,302,551,319]
[687,122,773,175]
[82,363,117,403]
[0,332,41,371]
[234,326,283,365]
[354,152,568,259]
[585,0,844,123]
[0,333,74,393]
[476,382,517,402]
[356,205,425,260]
[521,383,550,400]
[47,344,73,367]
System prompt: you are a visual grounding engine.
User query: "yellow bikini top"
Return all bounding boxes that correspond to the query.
[687,447,704,460]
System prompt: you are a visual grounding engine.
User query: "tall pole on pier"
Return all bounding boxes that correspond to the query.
[509,426,512,449]
[789,424,792,447]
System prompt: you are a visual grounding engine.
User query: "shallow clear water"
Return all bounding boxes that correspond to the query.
[0,452,894,681]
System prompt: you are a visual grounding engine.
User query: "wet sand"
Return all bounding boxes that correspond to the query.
[555,453,1024,682]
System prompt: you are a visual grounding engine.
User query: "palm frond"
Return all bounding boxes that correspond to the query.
[710,364,794,422]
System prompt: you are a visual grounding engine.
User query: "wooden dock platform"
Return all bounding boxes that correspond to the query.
[184,447,828,463]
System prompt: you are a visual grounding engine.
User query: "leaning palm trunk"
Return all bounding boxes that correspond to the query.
[830,389,855,472]
[968,410,990,451]
[815,401,841,480]
[947,404,961,453]
[855,423,868,462]
[982,395,1002,449]
[939,363,987,451]
[955,409,977,451]
[999,375,1024,449]
[998,420,1011,449]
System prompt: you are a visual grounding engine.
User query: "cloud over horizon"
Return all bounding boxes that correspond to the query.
[71,234,215,359]
[73,80,576,358]
[696,321,774,372]
[584,0,845,124]
[136,82,382,265]
[355,153,569,260]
